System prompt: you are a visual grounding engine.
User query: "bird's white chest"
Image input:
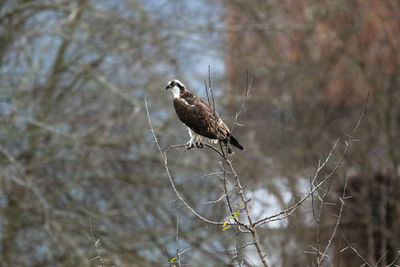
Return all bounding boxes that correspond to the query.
[170,86,180,98]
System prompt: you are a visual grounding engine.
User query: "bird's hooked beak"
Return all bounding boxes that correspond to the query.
[166,84,172,90]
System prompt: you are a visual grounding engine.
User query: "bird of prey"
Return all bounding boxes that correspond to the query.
[166,79,243,153]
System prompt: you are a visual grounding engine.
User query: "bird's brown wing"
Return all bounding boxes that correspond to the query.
[173,97,230,140]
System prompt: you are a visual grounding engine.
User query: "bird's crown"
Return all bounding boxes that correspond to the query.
[167,79,185,89]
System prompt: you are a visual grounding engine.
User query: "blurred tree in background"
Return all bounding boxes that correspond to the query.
[0,0,227,265]
[0,0,398,266]
[226,0,400,266]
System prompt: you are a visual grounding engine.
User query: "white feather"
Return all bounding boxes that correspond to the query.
[188,127,217,144]
[170,85,180,98]
[182,98,194,107]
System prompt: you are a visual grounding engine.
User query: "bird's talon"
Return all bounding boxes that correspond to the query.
[195,142,204,148]
[187,143,194,149]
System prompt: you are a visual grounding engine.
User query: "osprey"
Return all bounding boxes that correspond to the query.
[166,79,244,153]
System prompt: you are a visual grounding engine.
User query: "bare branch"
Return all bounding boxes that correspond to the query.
[341,236,371,267]
[317,176,349,265]
[0,1,72,23]
[0,144,51,229]
[89,217,105,267]
[387,251,400,267]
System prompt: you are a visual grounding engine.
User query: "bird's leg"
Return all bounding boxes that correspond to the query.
[194,135,204,148]
[187,136,195,149]
[187,128,195,149]
[195,142,204,148]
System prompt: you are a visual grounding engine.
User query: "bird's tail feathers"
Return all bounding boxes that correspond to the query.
[227,135,244,150]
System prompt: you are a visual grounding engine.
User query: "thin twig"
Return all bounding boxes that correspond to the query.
[175,217,182,267]
[225,158,269,267]
[163,143,224,159]
[317,176,349,265]
[342,236,371,266]
[204,194,227,205]
[219,163,251,232]
[0,144,51,230]
[89,217,105,267]
[230,71,253,136]
[387,251,400,267]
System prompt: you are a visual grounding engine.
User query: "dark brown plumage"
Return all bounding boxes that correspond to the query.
[166,79,243,151]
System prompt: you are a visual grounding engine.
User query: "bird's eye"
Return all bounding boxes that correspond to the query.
[171,82,176,86]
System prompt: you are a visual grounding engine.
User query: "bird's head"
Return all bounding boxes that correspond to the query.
[166,79,185,98]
